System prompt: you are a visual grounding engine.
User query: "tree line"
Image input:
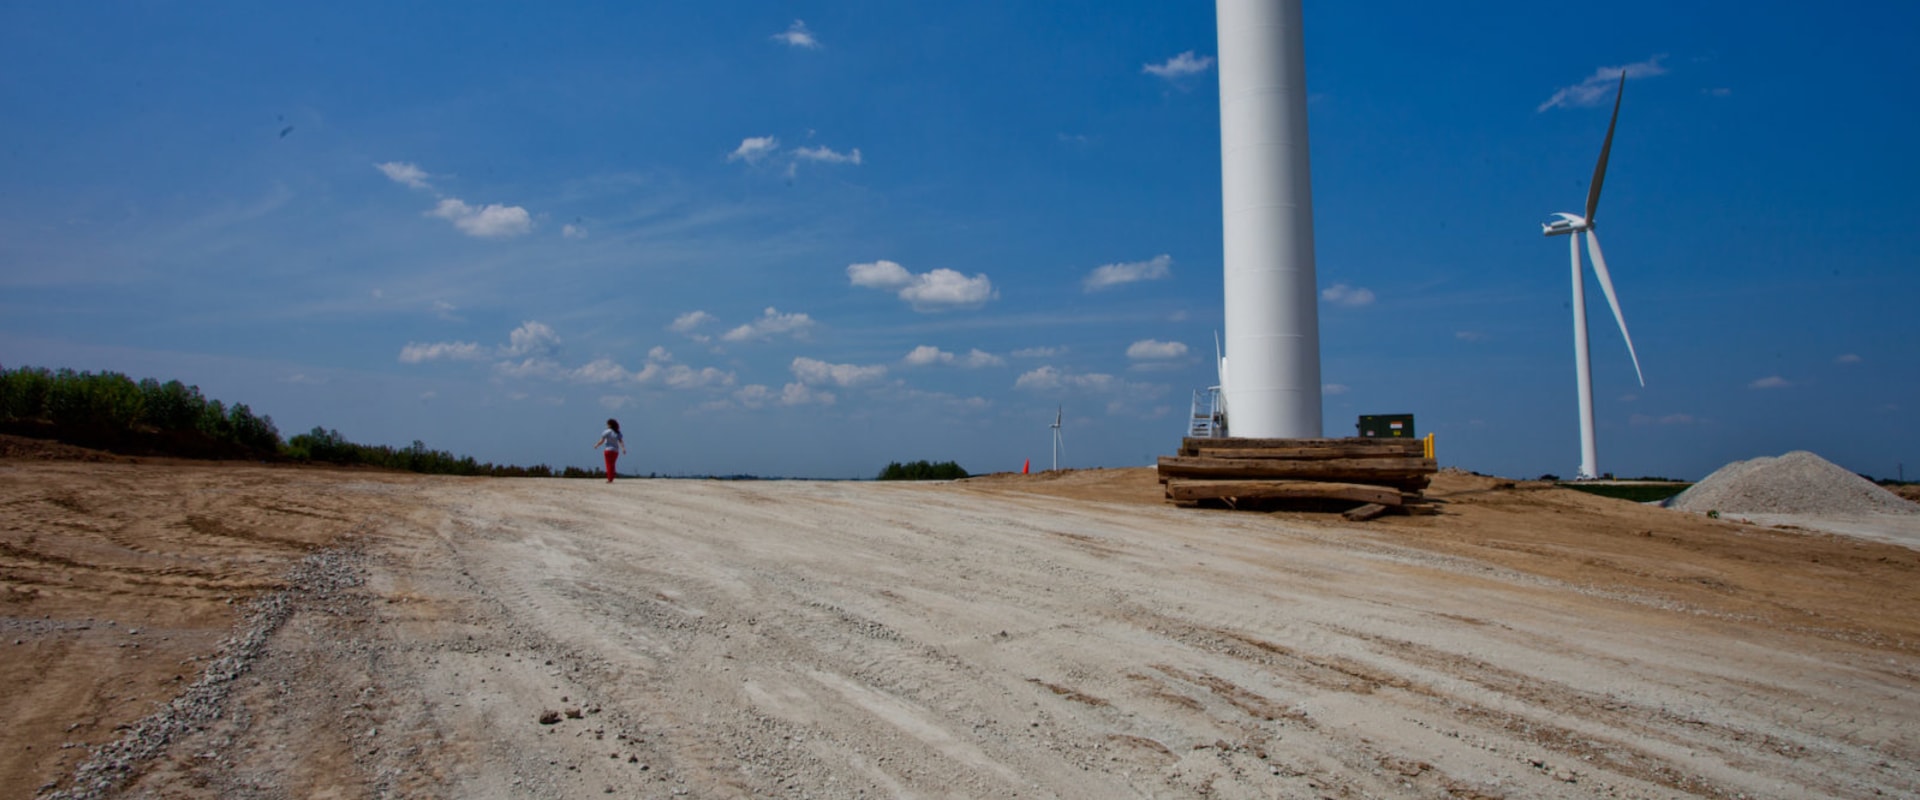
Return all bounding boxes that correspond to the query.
[0,364,593,478]
[3,364,978,481]
[876,460,971,481]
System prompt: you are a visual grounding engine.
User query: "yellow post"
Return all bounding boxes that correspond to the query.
[1424,432,1435,460]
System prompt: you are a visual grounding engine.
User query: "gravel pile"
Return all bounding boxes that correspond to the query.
[1665,451,1920,516]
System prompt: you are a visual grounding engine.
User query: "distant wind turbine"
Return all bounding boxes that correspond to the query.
[1050,406,1065,472]
[1541,71,1645,480]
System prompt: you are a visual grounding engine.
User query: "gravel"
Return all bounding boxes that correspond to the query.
[1665,450,1920,516]
[42,544,367,800]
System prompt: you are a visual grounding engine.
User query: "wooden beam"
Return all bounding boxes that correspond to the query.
[1180,437,1424,457]
[1165,479,1404,506]
[1192,444,1427,460]
[1341,503,1392,522]
[1157,455,1437,483]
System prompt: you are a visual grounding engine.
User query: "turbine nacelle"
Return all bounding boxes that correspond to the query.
[1541,213,1588,237]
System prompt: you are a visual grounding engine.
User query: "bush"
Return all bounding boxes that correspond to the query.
[877,460,970,481]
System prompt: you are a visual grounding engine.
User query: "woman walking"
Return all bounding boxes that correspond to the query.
[593,418,628,482]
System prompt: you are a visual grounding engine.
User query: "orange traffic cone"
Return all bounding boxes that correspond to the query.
[1022,459,1030,475]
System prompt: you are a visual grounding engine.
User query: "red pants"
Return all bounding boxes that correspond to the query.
[603,449,619,481]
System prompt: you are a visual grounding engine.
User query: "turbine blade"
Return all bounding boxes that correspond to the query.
[1585,231,1645,386]
[1585,71,1626,224]
[1213,331,1224,389]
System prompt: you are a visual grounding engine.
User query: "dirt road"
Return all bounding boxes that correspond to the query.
[6,458,1920,798]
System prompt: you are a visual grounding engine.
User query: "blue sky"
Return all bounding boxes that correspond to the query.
[3,2,1916,481]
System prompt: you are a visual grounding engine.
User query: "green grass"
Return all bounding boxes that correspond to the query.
[1558,483,1692,503]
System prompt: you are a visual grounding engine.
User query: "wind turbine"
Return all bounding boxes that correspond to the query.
[1542,71,1645,481]
[1050,406,1065,472]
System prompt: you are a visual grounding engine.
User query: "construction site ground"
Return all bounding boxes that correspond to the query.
[4,442,1918,798]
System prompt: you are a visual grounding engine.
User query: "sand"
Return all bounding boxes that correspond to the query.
[5,449,1920,798]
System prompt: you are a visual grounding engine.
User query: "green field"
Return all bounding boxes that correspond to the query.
[1558,483,1692,503]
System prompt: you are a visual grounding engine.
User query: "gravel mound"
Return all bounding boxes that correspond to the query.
[1665,451,1920,516]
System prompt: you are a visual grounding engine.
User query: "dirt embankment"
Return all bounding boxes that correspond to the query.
[4,454,1919,798]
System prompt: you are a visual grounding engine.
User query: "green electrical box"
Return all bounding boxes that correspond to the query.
[1357,414,1415,438]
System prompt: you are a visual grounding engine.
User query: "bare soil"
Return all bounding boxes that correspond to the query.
[5,445,1919,798]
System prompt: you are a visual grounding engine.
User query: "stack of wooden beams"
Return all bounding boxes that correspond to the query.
[1157,437,1438,519]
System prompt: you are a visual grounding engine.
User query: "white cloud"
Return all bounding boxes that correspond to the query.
[1456,331,1489,343]
[599,396,631,410]
[1014,366,1118,394]
[902,269,995,310]
[720,307,816,342]
[403,322,731,398]
[1013,346,1064,359]
[1321,283,1376,308]
[1083,254,1172,292]
[847,260,915,290]
[781,382,836,406]
[1836,353,1862,364]
[494,358,563,381]
[375,161,432,190]
[792,357,887,387]
[794,145,862,165]
[903,345,950,367]
[501,321,561,358]
[733,384,775,409]
[1703,87,1732,98]
[665,365,736,390]
[1143,51,1214,79]
[1323,383,1350,396]
[847,260,995,312]
[1017,367,1169,419]
[427,198,534,238]
[728,136,780,164]
[562,223,587,239]
[669,310,716,336]
[728,381,839,409]
[961,349,1005,368]
[1748,375,1792,390]
[569,358,631,384]
[1538,55,1668,112]
[904,346,1004,368]
[772,19,819,49]
[398,340,487,364]
[1126,339,1188,360]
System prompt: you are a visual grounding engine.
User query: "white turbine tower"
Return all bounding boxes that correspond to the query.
[1543,72,1645,481]
[1050,406,1065,472]
[1216,0,1322,439]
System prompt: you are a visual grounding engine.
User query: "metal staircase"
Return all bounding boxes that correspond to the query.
[1188,387,1225,438]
